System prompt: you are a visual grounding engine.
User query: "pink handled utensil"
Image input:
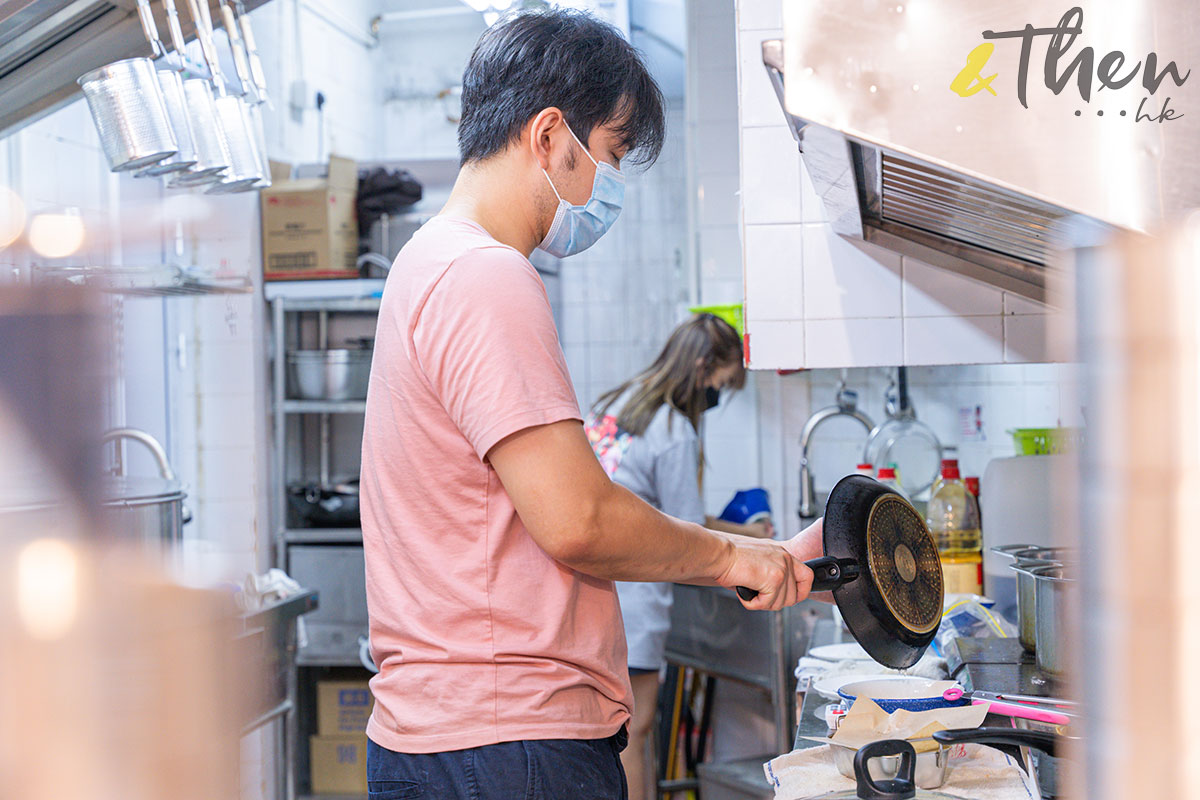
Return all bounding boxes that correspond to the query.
[942,686,965,702]
[971,699,1071,726]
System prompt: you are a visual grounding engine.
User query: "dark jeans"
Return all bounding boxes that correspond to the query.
[366,728,629,800]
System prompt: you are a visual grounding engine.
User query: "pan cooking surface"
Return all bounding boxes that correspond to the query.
[865,494,943,634]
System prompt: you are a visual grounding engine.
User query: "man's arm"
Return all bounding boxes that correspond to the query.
[487,419,823,611]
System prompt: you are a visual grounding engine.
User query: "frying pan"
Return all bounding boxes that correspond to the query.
[738,474,944,669]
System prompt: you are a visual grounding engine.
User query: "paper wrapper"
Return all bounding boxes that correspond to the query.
[813,697,991,753]
[764,740,1041,800]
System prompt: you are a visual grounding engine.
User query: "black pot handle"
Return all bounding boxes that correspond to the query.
[853,739,917,800]
[932,727,1059,772]
[735,556,860,601]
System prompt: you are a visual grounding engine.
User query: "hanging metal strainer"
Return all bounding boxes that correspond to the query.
[205,95,265,193]
[78,55,177,172]
[78,0,185,172]
[168,78,233,187]
[136,70,198,176]
[183,0,264,193]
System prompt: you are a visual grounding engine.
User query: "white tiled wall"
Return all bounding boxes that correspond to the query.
[686,0,743,306]
[559,103,689,416]
[754,363,1085,541]
[733,0,1069,370]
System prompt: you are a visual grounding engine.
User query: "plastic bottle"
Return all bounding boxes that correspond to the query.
[929,458,959,500]
[875,466,909,500]
[855,463,874,477]
[925,461,983,595]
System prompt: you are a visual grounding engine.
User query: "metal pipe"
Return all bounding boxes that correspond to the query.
[102,427,177,480]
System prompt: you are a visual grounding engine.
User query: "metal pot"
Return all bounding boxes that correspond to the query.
[101,428,189,546]
[102,476,187,543]
[287,350,372,401]
[1030,564,1077,675]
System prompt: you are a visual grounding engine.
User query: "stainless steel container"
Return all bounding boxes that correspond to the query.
[1007,546,1077,652]
[287,350,372,401]
[1011,558,1059,652]
[1031,564,1077,675]
[77,57,178,171]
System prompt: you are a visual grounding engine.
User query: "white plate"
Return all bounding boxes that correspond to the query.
[809,643,874,662]
[811,672,901,701]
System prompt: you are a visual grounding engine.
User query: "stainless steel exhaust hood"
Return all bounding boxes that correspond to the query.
[763,0,1199,304]
[0,0,271,138]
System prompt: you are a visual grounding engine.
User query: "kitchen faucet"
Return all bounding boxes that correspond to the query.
[798,379,874,520]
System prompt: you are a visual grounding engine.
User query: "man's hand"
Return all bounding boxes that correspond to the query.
[716,518,830,611]
[784,518,835,604]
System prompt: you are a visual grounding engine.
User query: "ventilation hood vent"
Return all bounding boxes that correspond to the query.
[764,39,1077,303]
[761,0,1197,305]
[0,0,271,138]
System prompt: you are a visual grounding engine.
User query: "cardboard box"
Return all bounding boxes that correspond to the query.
[317,680,374,735]
[310,735,368,795]
[261,155,359,280]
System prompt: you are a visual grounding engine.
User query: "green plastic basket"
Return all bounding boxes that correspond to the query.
[689,303,744,337]
[1010,427,1084,455]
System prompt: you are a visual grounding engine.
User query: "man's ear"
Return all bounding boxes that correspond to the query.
[528,107,564,170]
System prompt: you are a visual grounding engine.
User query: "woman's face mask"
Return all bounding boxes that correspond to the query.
[704,386,720,412]
[536,123,625,258]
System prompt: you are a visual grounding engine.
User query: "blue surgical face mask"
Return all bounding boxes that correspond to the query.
[537,123,625,258]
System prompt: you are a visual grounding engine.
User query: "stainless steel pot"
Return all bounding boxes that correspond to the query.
[830,739,949,789]
[287,350,372,401]
[1030,563,1077,675]
[102,475,186,543]
[101,428,189,546]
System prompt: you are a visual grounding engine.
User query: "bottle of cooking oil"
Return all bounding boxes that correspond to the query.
[925,461,983,595]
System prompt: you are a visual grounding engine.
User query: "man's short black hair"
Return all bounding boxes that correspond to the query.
[458,9,666,167]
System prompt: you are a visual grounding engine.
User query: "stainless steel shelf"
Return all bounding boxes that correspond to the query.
[282,399,367,414]
[283,528,363,544]
[275,295,382,313]
[31,264,254,296]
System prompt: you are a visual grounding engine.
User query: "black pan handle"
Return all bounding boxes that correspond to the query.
[735,556,860,601]
[853,739,917,800]
[932,727,1060,773]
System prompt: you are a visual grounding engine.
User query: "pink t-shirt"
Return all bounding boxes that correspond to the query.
[360,216,631,754]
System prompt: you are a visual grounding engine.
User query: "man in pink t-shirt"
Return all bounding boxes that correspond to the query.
[361,9,824,799]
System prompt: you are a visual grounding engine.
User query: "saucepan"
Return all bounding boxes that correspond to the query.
[803,728,1062,799]
[738,474,945,669]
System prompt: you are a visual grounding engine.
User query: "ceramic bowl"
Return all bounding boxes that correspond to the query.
[836,677,965,714]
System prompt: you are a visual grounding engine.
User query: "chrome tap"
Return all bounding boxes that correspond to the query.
[102,427,176,480]
[798,380,874,520]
